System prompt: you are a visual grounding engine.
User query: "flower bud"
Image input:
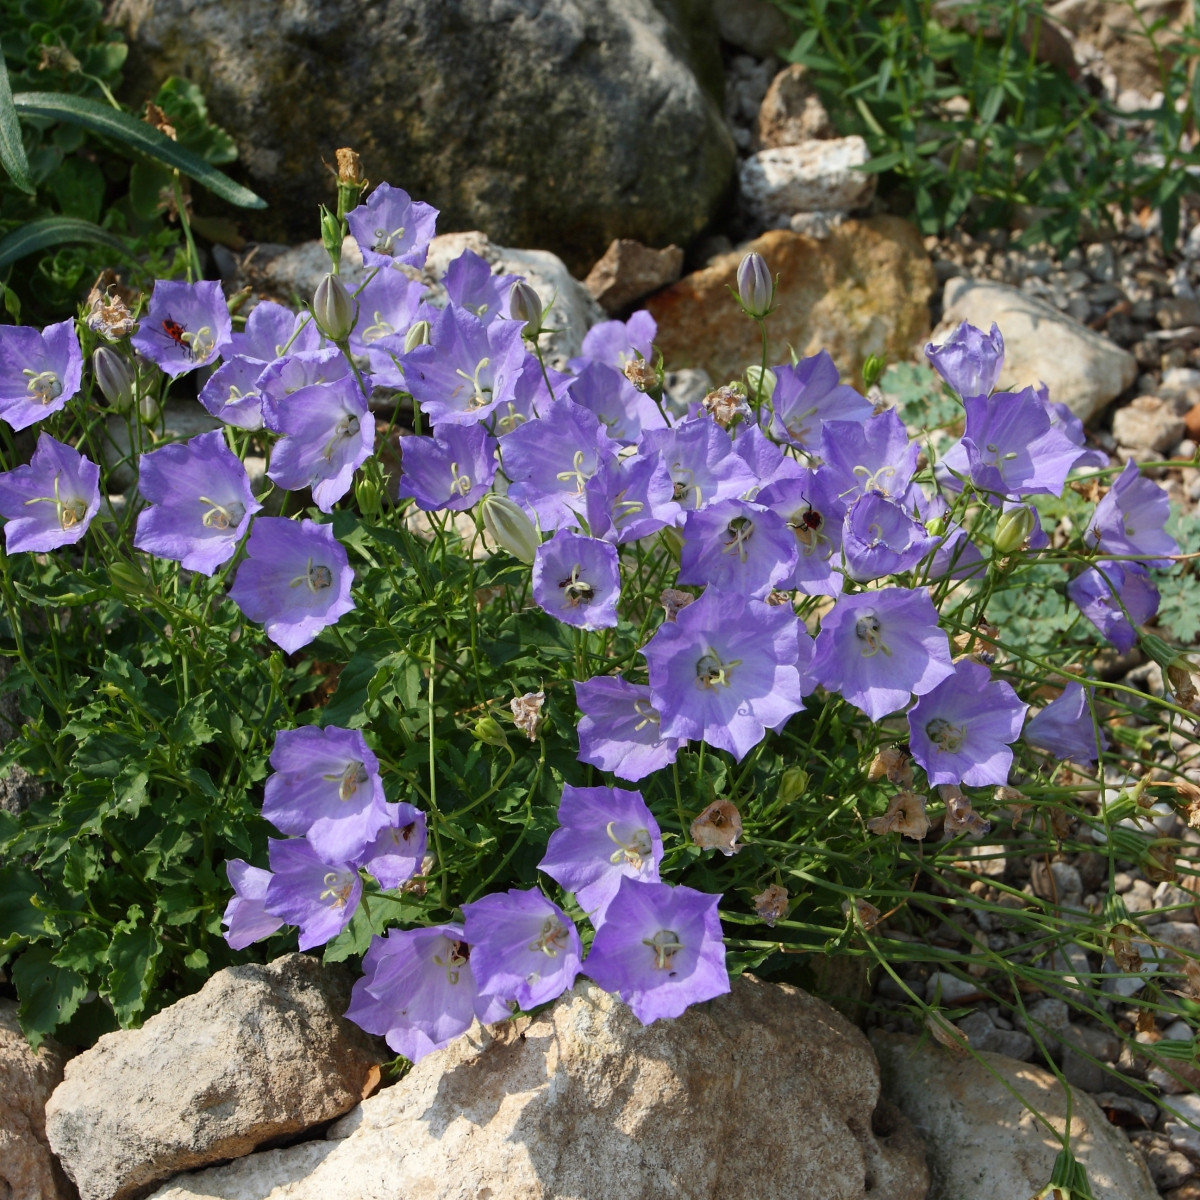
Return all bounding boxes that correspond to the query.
[479,494,540,564]
[107,559,152,598]
[508,280,543,338]
[404,319,431,353]
[354,473,383,519]
[777,766,809,804]
[312,272,357,342]
[744,365,777,400]
[472,715,509,749]
[736,251,775,319]
[993,505,1035,555]
[319,206,345,273]
[861,353,887,389]
[93,346,135,410]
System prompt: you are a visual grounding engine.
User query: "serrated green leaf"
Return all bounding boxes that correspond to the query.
[13,945,88,1048]
[0,45,35,194]
[0,216,128,273]
[11,91,266,208]
[0,866,50,939]
[105,919,159,1026]
[53,926,111,973]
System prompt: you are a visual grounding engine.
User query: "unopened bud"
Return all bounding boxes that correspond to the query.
[404,319,431,353]
[479,493,540,564]
[473,715,509,749]
[107,559,152,598]
[994,505,1035,554]
[744,365,776,400]
[312,272,357,342]
[508,281,543,338]
[862,354,887,389]
[93,346,135,410]
[354,473,382,519]
[319,208,345,274]
[736,251,775,319]
[778,766,809,805]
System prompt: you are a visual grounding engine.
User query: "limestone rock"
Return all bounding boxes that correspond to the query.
[757,63,835,147]
[710,0,791,56]
[940,277,1137,422]
[0,1001,74,1200]
[45,954,384,1200]
[106,0,736,273]
[585,238,685,314]
[149,976,929,1200]
[1112,395,1187,453]
[645,218,934,383]
[1048,0,1186,96]
[873,1032,1159,1200]
[740,138,875,223]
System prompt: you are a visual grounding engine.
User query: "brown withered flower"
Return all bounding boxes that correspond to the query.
[510,691,545,742]
[690,798,743,856]
[659,587,695,621]
[866,790,930,840]
[752,883,788,927]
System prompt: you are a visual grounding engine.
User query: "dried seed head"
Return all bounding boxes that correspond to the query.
[510,691,546,742]
[867,790,930,840]
[690,798,743,857]
[753,883,788,926]
[868,745,912,787]
[659,587,695,621]
[702,384,749,428]
[842,897,881,931]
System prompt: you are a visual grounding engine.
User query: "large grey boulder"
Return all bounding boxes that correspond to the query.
[45,954,384,1200]
[148,976,929,1200]
[106,0,736,274]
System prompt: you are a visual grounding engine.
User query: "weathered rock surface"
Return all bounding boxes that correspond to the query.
[45,954,384,1200]
[710,0,791,56]
[645,218,934,382]
[740,138,876,223]
[107,0,736,273]
[1048,0,1186,95]
[757,63,835,147]
[873,1032,1159,1200]
[940,277,1138,421]
[585,238,685,314]
[149,977,928,1200]
[0,1001,74,1200]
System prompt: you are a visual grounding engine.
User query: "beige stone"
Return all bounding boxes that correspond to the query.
[740,138,876,223]
[644,218,934,384]
[149,977,929,1200]
[584,238,685,314]
[757,63,835,147]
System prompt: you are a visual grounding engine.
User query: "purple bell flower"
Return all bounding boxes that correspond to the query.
[819,410,918,503]
[461,888,583,1010]
[221,860,284,950]
[566,361,668,445]
[1067,560,1159,654]
[230,299,324,363]
[346,182,438,268]
[538,783,664,924]
[638,418,758,513]
[131,280,232,378]
[134,430,260,575]
[0,434,99,553]
[583,451,682,544]
[443,248,519,323]
[263,837,361,951]
[925,321,1005,399]
[258,348,350,417]
[841,490,937,582]
[397,423,497,511]
[583,877,729,1025]
[811,587,955,721]
[571,311,656,371]
[1024,682,1108,765]
[1085,459,1178,568]
[358,802,427,891]
[228,517,355,653]
[574,675,686,782]
[0,320,83,430]
[766,352,874,453]
[641,587,814,761]
[199,356,271,430]
[756,471,846,597]
[677,498,797,598]
[907,659,1027,787]
[532,529,621,630]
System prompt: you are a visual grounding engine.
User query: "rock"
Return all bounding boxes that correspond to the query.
[108,0,736,273]
[1030,860,1083,908]
[45,954,384,1200]
[710,0,791,56]
[926,972,983,1005]
[148,977,929,1200]
[1152,882,1199,922]
[1061,1023,1121,1093]
[1164,1094,1200,1159]
[757,63,835,147]
[1144,1141,1196,1190]
[1147,922,1200,954]
[0,1001,74,1200]
[1112,396,1187,452]
[584,239,685,314]
[645,218,934,383]
[873,1032,1160,1200]
[1019,997,1070,1056]
[740,138,876,223]
[940,278,1138,422]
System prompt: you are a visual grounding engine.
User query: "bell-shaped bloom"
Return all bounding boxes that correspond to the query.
[401,305,527,427]
[841,490,936,582]
[1067,560,1159,654]
[574,675,687,782]
[811,587,955,721]
[221,860,284,949]
[263,837,361,951]
[1085,459,1178,568]
[358,802,427,891]
[539,784,664,924]
[344,924,509,1062]
[228,517,355,653]
[819,410,918,503]
[756,470,847,597]
[571,310,656,371]
[258,348,350,416]
[583,878,729,1025]
[532,529,621,630]
[199,356,271,430]
[442,248,519,323]
[346,182,438,268]
[1024,682,1108,766]
[566,361,668,445]
[907,659,1027,787]
[397,423,497,511]
[131,279,232,378]
[0,320,83,429]
[502,398,619,531]
[461,888,583,1010]
[766,352,874,453]
[0,434,99,553]
[583,451,682,545]
[134,430,260,574]
[266,376,375,513]
[678,499,797,598]
[489,354,564,436]
[925,321,1004,399]
[638,419,758,513]
[231,299,324,363]
[263,726,388,863]
[641,587,814,761]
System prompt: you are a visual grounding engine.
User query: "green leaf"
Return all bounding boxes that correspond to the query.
[13,945,88,1048]
[0,866,50,939]
[53,926,111,973]
[105,917,159,1026]
[0,45,35,195]
[0,217,127,273]
[11,91,266,208]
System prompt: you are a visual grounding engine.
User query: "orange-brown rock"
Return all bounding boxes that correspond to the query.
[644,217,935,385]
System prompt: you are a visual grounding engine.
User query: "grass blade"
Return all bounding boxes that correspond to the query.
[0,216,128,272]
[0,43,35,195]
